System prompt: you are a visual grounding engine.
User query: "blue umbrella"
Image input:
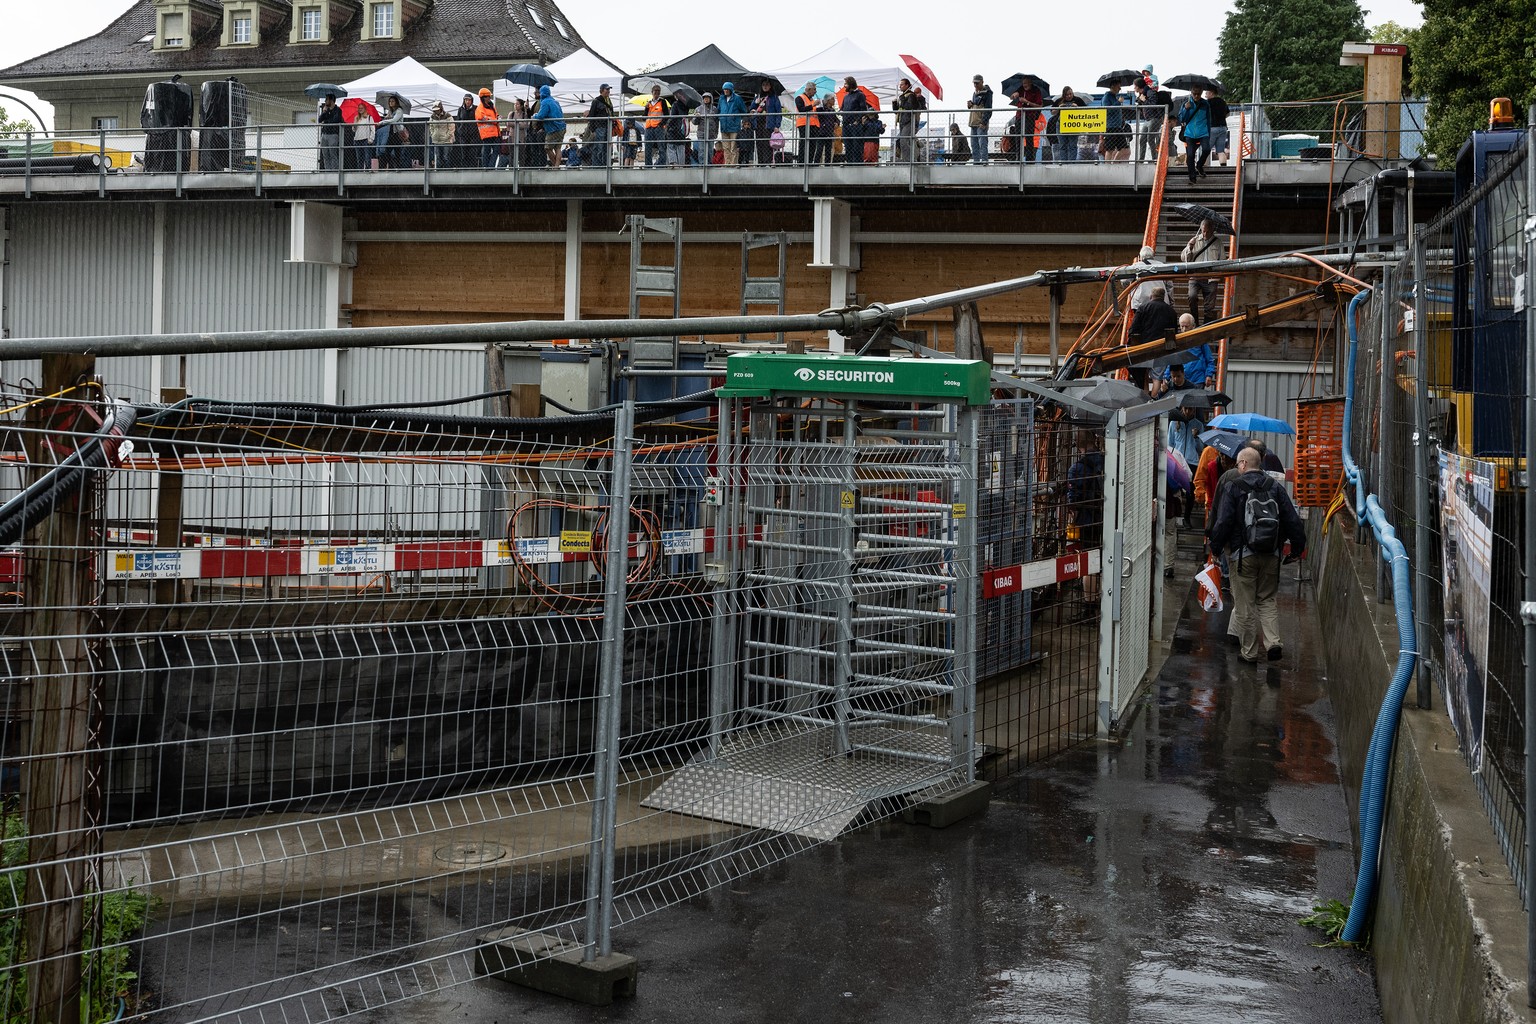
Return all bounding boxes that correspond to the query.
[808,75,838,96]
[1206,412,1295,436]
[505,63,557,88]
[304,83,348,100]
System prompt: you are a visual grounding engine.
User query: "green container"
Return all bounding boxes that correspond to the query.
[1270,133,1319,159]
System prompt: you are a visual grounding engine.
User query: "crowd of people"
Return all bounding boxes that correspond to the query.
[316,67,1234,171]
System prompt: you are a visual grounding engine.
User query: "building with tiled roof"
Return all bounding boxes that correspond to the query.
[0,0,590,131]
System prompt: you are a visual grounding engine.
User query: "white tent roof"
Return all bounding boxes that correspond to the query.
[339,56,472,116]
[769,38,909,101]
[495,47,626,114]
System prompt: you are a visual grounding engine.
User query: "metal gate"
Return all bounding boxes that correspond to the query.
[643,354,988,839]
[1097,410,1166,732]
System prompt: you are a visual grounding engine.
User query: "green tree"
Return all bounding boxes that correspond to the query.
[0,103,35,137]
[1410,0,1536,160]
[1217,0,1368,104]
[1368,20,1417,45]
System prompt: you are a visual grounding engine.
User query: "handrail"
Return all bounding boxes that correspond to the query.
[1116,117,1174,349]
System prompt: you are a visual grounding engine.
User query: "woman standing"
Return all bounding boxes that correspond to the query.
[453,93,478,167]
[373,94,405,169]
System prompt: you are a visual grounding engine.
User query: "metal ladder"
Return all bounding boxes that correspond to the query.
[739,231,787,343]
[624,215,683,383]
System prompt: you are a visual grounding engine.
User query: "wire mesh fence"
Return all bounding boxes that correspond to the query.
[4,353,1119,1022]
[1345,127,1531,899]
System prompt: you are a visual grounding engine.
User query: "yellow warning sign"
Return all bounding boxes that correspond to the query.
[952,503,968,519]
[840,490,856,509]
[559,530,594,553]
[1059,108,1107,134]
[318,549,336,567]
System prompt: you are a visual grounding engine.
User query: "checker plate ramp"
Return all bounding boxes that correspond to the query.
[641,722,962,840]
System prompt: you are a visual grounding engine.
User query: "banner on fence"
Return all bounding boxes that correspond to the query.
[1439,449,1493,770]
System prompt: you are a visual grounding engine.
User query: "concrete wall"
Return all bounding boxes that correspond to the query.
[1313,522,1531,1023]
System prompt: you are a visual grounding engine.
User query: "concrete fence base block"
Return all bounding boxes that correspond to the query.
[901,780,991,828]
[474,926,638,1006]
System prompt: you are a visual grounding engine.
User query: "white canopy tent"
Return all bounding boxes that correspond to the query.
[339,56,473,116]
[768,39,910,102]
[495,47,627,114]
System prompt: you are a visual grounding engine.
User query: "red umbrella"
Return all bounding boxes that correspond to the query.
[339,97,379,124]
[898,54,943,101]
[835,85,881,110]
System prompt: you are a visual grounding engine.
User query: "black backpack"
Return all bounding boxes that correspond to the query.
[1241,477,1281,554]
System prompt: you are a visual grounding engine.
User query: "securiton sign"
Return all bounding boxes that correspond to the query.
[719,353,991,405]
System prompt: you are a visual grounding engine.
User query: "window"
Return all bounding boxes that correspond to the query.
[553,17,569,38]
[525,4,543,27]
[300,7,322,39]
[232,13,251,43]
[162,12,185,46]
[371,2,393,37]
[93,116,120,131]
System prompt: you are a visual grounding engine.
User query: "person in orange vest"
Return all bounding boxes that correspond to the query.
[474,88,501,168]
[793,82,819,165]
[643,84,671,166]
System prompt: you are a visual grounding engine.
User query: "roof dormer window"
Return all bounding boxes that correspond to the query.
[300,7,323,38]
[366,0,396,39]
[229,11,252,44]
[525,4,543,27]
[553,17,569,38]
[160,11,187,47]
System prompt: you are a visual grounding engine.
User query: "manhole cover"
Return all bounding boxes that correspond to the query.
[433,841,508,865]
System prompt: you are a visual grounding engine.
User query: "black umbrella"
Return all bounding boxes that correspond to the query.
[1197,429,1247,458]
[1175,389,1234,412]
[304,83,348,100]
[505,63,557,88]
[1001,72,1050,98]
[736,73,787,95]
[1162,73,1223,94]
[1077,376,1150,412]
[1096,69,1144,88]
[375,90,412,114]
[1171,202,1236,235]
[670,82,704,107]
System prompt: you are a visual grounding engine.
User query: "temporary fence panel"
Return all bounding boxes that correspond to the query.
[641,354,984,843]
[1097,412,1162,733]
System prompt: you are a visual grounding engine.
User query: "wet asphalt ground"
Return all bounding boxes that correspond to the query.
[149,575,1381,1024]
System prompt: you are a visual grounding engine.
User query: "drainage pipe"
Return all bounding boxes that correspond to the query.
[1339,285,1418,943]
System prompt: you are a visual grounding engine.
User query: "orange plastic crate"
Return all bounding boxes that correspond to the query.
[1294,396,1346,507]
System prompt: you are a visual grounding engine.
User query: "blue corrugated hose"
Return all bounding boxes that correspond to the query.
[1339,285,1418,943]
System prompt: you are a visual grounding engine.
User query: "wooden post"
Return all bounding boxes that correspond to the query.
[24,353,99,1024]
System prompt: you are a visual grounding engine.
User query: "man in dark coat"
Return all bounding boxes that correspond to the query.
[1129,284,1179,345]
[1208,446,1306,662]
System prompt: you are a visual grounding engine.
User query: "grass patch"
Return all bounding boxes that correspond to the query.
[1299,896,1367,949]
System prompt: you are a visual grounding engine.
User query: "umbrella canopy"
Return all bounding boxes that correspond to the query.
[807,75,838,96]
[670,82,704,107]
[1174,389,1234,412]
[1096,69,1144,88]
[898,54,943,100]
[1163,73,1223,94]
[736,73,787,96]
[1172,203,1236,235]
[504,63,556,88]
[1166,448,1193,491]
[1197,429,1248,458]
[304,83,348,100]
[1001,73,1050,98]
[375,90,412,114]
[1206,412,1295,436]
[627,75,669,96]
[835,85,881,111]
[339,98,379,124]
[1076,376,1149,412]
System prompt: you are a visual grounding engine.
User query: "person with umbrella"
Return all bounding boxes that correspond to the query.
[1098,81,1130,161]
[1177,86,1211,183]
[839,77,873,165]
[316,93,344,171]
[1207,88,1231,166]
[454,93,478,168]
[967,74,994,164]
[667,85,696,166]
[1180,218,1222,324]
[891,78,925,165]
[1131,76,1164,163]
[1049,86,1087,162]
[748,79,783,166]
[373,93,406,169]
[1006,80,1042,164]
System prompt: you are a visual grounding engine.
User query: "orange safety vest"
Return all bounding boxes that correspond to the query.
[476,103,500,140]
[645,98,668,129]
[794,94,820,129]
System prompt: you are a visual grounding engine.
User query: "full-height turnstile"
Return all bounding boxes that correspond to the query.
[643,354,990,839]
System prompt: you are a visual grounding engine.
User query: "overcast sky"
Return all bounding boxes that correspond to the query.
[1,0,1424,127]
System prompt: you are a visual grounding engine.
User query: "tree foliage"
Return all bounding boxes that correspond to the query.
[1217,0,1367,104]
[1410,0,1536,160]
[0,103,35,137]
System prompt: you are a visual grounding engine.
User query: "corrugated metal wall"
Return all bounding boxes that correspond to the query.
[1225,360,1334,468]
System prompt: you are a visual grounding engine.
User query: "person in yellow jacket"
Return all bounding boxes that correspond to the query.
[793,82,819,165]
[475,88,502,168]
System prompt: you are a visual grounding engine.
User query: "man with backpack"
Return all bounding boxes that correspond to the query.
[1208,446,1306,663]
